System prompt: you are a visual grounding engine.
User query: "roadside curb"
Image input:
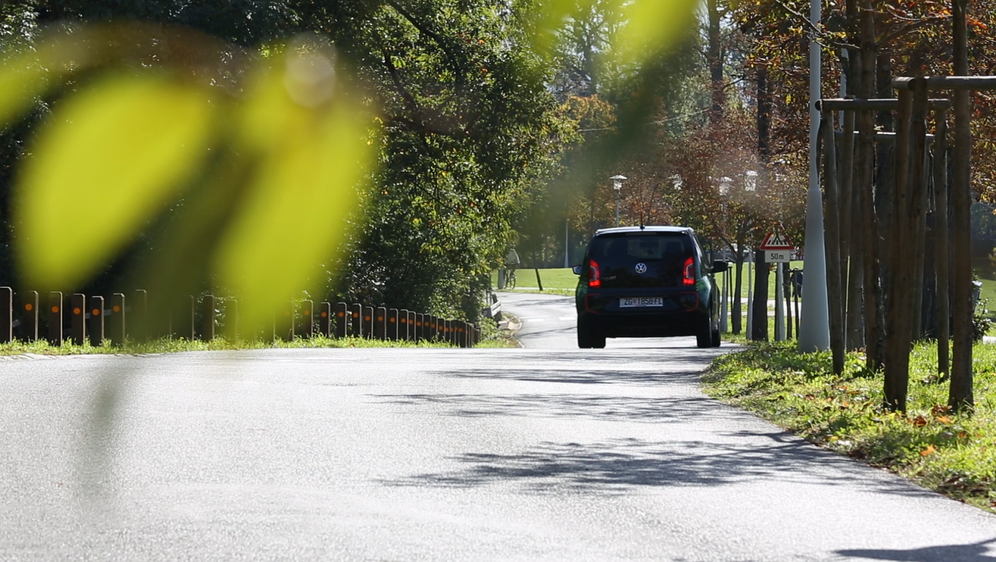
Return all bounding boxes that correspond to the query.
[0,353,58,361]
[498,312,523,347]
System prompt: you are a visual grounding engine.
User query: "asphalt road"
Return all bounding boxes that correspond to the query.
[1,292,995,560]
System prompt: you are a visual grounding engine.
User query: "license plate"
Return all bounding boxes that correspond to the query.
[620,296,664,308]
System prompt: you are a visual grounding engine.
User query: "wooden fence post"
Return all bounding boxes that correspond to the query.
[111,293,127,345]
[188,296,196,341]
[301,300,314,339]
[133,289,148,342]
[428,315,438,342]
[387,308,399,341]
[283,302,296,342]
[349,303,363,337]
[48,291,63,346]
[319,302,331,337]
[363,306,373,339]
[89,296,104,347]
[335,302,347,338]
[70,293,86,345]
[0,287,11,343]
[398,309,409,341]
[375,307,387,340]
[21,290,38,342]
[415,313,425,342]
[226,299,239,340]
[202,295,216,341]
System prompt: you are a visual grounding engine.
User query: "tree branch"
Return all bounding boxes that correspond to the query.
[770,0,859,50]
[878,16,951,47]
[383,0,466,92]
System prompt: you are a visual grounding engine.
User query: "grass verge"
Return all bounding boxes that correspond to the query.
[703,340,996,512]
[0,321,517,356]
[492,268,577,296]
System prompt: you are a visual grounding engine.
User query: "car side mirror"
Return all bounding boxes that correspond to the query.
[572,265,583,275]
[712,261,728,274]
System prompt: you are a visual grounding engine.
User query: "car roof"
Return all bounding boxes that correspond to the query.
[593,226,694,236]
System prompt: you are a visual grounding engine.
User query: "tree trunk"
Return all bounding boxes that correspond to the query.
[732,252,744,335]
[884,79,929,413]
[751,249,769,341]
[935,110,951,379]
[843,0,865,351]
[840,111,864,349]
[858,0,884,370]
[823,113,846,375]
[875,50,894,355]
[707,0,724,122]
[784,262,793,339]
[912,124,931,341]
[950,0,974,412]
[758,65,771,159]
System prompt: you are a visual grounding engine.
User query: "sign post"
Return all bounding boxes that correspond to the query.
[760,233,795,341]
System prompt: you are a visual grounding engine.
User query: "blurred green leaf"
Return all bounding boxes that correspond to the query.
[614,0,699,58]
[215,50,372,331]
[15,74,215,288]
[533,0,697,61]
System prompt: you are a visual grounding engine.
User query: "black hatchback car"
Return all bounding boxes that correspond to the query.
[573,226,726,348]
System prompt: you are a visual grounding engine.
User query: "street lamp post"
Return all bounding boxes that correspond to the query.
[798,0,830,352]
[610,175,627,226]
[717,177,732,334]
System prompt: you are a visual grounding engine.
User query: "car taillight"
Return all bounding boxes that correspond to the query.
[588,259,601,288]
[683,257,695,286]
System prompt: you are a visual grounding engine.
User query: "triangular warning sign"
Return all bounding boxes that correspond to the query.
[760,233,793,250]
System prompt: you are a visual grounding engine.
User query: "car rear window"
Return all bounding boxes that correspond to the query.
[587,233,693,288]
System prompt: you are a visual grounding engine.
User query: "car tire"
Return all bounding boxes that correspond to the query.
[711,324,721,347]
[577,317,606,349]
[591,332,606,349]
[696,318,712,348]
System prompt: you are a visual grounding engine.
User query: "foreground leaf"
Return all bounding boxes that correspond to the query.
[214,49,373,331]
[16,75,215,288]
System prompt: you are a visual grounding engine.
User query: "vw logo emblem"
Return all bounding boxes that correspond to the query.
[635,262,648,274]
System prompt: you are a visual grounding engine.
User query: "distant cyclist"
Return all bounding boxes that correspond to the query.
[505,248,520,289]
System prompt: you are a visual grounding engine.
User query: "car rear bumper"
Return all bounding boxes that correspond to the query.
[578,291,709,337]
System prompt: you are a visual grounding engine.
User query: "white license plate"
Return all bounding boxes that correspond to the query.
[620,296,664,308]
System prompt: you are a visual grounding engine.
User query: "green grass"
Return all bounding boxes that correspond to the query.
[975,260,996,337]
[704,340,996,512]
[976,255,996,301]
[492,268,578,296]
[0,323,517,356]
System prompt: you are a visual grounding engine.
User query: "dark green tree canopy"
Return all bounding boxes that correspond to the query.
[0,0,571,321]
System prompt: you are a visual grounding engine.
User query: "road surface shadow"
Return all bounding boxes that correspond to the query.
[382,432,930,499]
[373,392,742,423]
[836,538,996,561]
[434,353,726,386]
